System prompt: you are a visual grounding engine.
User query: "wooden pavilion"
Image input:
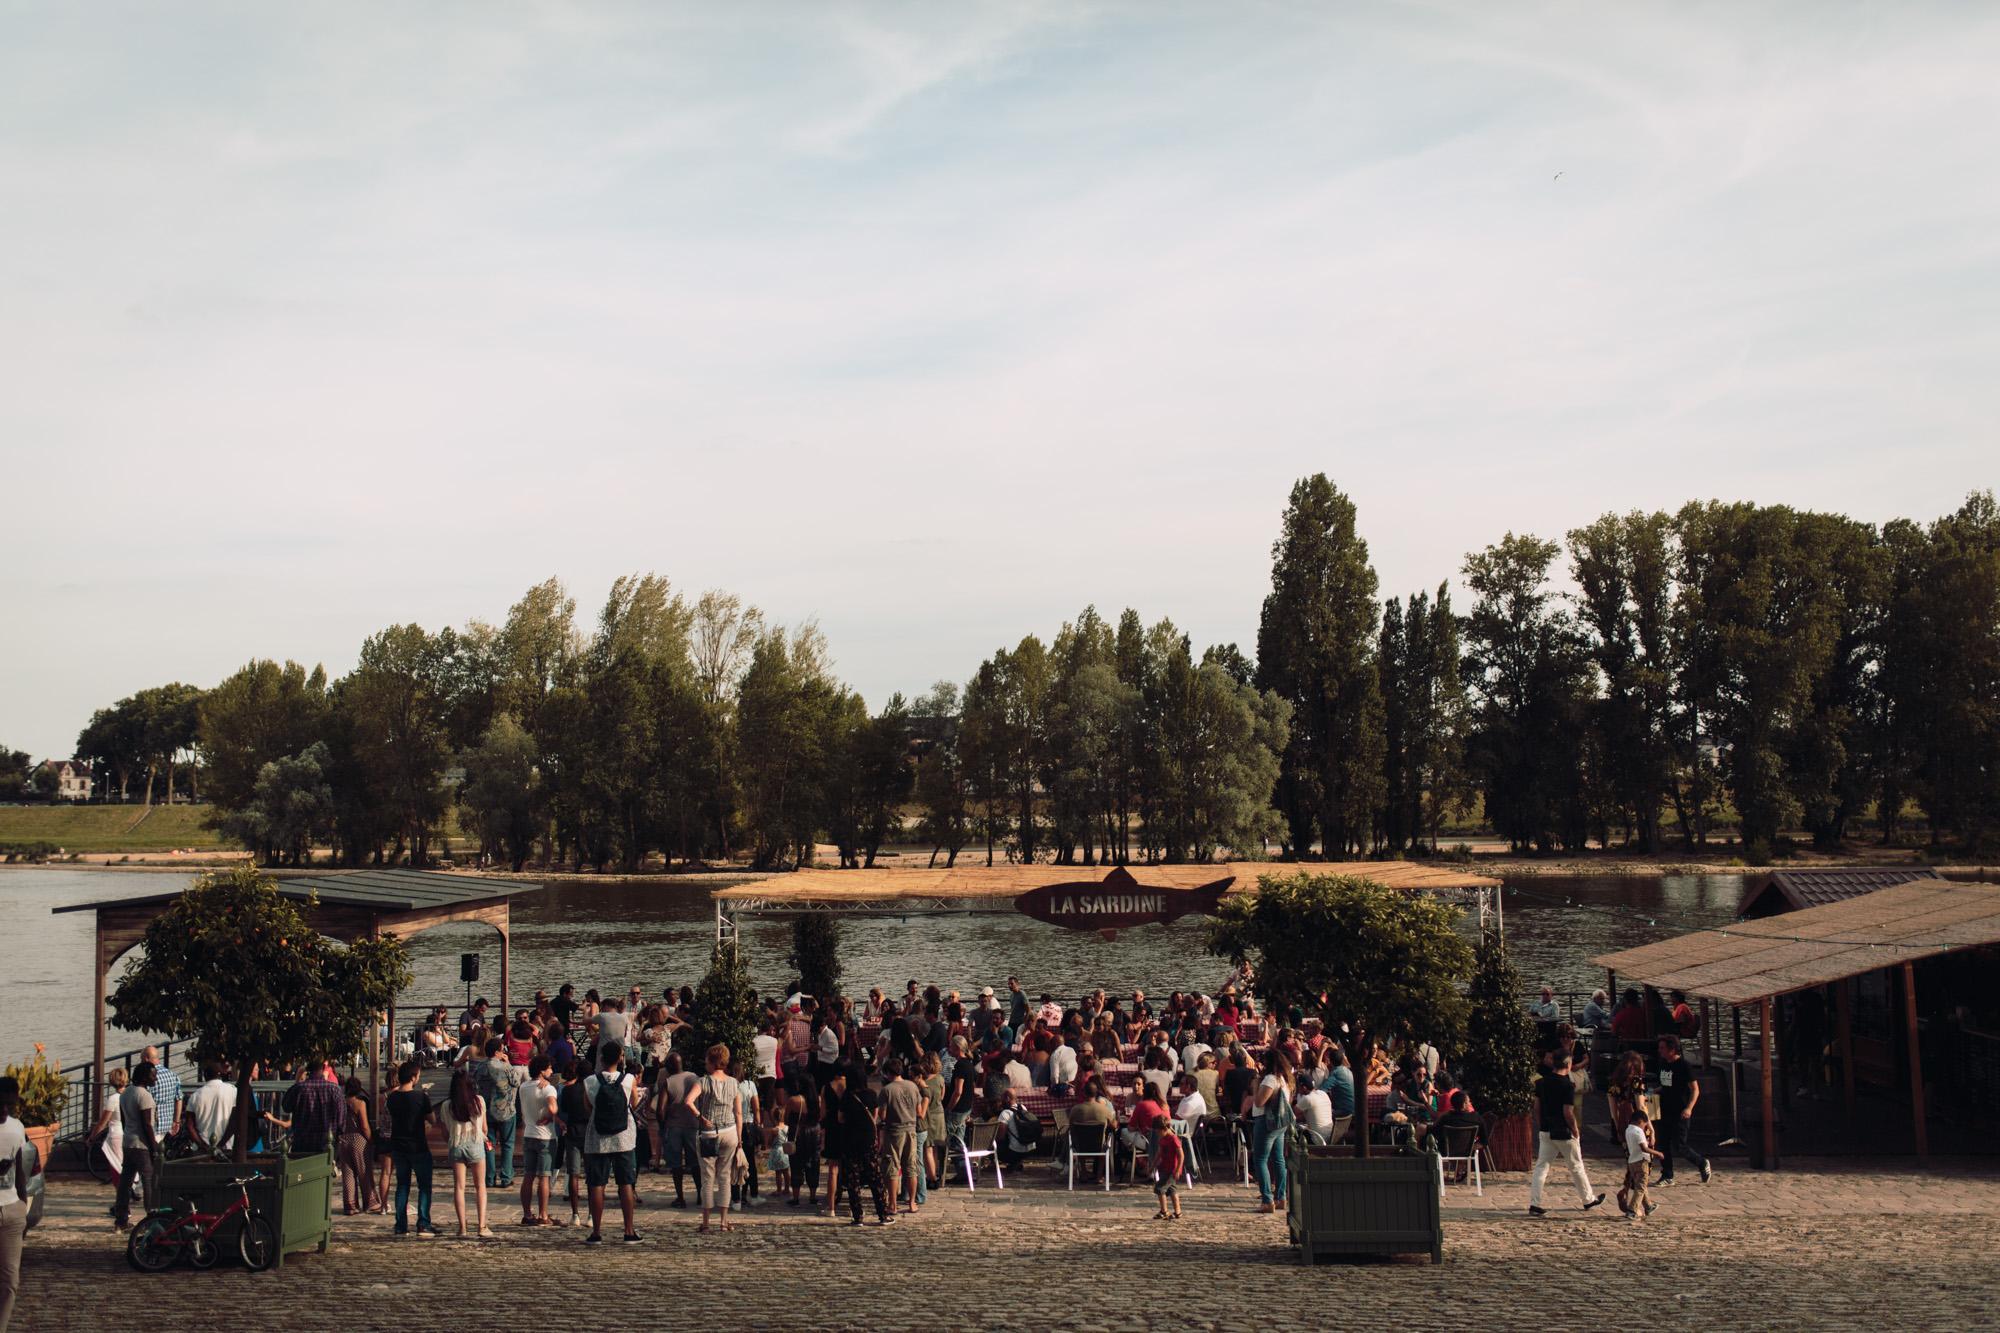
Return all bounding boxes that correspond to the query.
[55,868,542,1114]
[1593,877,2000,1167]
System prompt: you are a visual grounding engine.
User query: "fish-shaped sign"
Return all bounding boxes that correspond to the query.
[1014,865,1235,932]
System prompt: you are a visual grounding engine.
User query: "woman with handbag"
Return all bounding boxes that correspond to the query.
[337,1076,376,1215]
[683,1044,740,1234]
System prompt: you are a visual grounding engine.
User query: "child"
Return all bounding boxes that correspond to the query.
[766,1116,792,1198]
[1619,1105,1663,1220]
[1150,1124,1186,1221]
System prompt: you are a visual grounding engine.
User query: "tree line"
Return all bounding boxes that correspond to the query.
[55,478,2000,867]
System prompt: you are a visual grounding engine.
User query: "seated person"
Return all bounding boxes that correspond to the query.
[995,1090,1042,1168]
[1119,1084,1165,1160]
[1433,1090,1484,1182]
[1046,1038,1078,1098]
[1580,989,1614,1032]
[1172,1073,1208,1127]
[1294,1076,1335,1143]
[1609,988,1649,1041]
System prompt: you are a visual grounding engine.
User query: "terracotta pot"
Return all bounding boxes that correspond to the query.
[1482,1111,1535,1171]
[23,1123,55,1168]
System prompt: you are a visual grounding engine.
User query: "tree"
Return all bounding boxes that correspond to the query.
[1256,475,1386,857]
[459,713,545,871]
[1206,872,1472,1047]
[107,865,410,1161]
[675,939,760,1073]
[340,625,464,867]
[789,914,843,1005]
[76,700,146,802]
[1463,534,1594,852]
[213,742,337,866]
[1569,512,1676,850]
[199,660,330,817]
[1143,632,1289,861]
[736,626,840,870]
[0,746,32,801]
[910,683,971,867]
[1457,930,1538,1119]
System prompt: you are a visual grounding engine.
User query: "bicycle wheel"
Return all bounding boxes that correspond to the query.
[83,1140,114,1184]
[126,1215,183,1272]
[237,1212,278,1271]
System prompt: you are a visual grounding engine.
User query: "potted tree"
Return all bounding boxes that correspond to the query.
[789,914,843,1006]
[1,1044,67,1166]
[1209,873,1471,1263]
[107,866,408,1266]
[1457,929,1538,1170]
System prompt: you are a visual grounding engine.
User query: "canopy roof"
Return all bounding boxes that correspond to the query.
[713,860,1497,909]
[1592,878,2000,1006]
[1738,867,1942,918]
[53,867,540,916]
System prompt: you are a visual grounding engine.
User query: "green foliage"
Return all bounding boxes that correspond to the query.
[0,745,30,801]
[199,660,331,817]
[108,865,410,1156]
[1458,931,1538,1118]
[1380,583,1471,852]
[1207,873,1472,1046]
[213,743,336,866]
[677,939,760,1072]
[1256,474,1386,857]
[459,712,546,871]
[2,1044,69,1128]
[789,914,843,1004]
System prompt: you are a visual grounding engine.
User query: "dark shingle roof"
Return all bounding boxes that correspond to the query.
[1739,867,1942,917]
[54,868,539,916]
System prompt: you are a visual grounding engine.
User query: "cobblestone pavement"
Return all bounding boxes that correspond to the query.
[13,1158,2000,1330]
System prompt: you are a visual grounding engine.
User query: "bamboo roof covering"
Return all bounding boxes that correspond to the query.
[713,860,1498,907]
[1591,878,2000,1006]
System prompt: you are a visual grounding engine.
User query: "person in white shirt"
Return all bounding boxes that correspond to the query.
[1617,1107,1663,1221]
[516,1055,560,1227]
[184,1063,240,1156]
[1530,985,1560,1024]
[1046,1041,1078,1095]
[1180,1037,1213,1073]
[1002,1055,1032,1092]
[581,1048,642,1245]
[1172,1074,1208,1127]
[1,1074,32,1329]
[752,1023,781,1084]
[1294,1081,1335,1142]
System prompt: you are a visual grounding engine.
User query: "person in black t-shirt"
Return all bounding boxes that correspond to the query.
[1527,1052,1605,1216]
[384,1061,440,1236]
[828,1068,890,1226]
[1655,1035,1713,1184]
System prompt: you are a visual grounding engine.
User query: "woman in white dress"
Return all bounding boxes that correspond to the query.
[89,1067,128,1197]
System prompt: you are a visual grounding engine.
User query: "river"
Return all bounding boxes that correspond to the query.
[0,866,1749,1068]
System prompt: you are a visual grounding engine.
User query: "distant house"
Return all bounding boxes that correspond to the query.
[37,760,94,802]
[1737,866,1943,919]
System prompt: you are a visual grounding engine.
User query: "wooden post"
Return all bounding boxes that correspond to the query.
[92,914,107,1124]
[499,918,511,1017]
[1902,963,1927,1161]
[1699,998,1712,1070]
[1759,996,1777,1170]
[1835,979,1855,1119]
[1353,1025,1370,1159]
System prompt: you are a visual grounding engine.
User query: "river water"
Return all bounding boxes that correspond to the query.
[0,867,1748,1068]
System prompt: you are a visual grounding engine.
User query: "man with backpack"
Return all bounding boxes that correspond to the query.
[581,1044,642,1245]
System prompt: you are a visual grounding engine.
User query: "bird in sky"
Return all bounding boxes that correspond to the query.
[1553,171,1564,180]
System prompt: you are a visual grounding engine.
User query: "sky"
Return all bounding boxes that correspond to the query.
[3,1,1998,759]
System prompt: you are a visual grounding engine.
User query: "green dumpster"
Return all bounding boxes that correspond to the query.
[156,1150,336,1270]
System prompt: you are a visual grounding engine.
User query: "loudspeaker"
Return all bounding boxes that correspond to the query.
[460,953,480,984]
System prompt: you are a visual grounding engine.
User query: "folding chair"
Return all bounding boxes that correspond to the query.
[1166,1119,1198,1186]
[1327,1115,1353,1147]
[1067,1122,1112,1191]
[1436,1123,1482,1197]
[959,1119,1004,1191]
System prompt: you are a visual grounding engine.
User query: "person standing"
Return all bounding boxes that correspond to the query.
[141,1048,181,1151]
[582,1046,642,1245]
[830,1067,890,1226]
[183,1062,237,1158]
[1655,1036,1714,1185]
[656,1053,700,1207]
[474,1038,527,1190]
[283,1060,346,1158]
[442,1069,494,1239]
[688,1045,740,1234]
[1248,1049,1294,1214]
[385,1060,439,1238]
[0,1076,31,1331]
[113,1062,161,1230]
[517,1056,559,1227]
[1528,1051,1606,1216]
[557,1060,591,1228]
[89,1068,128,1187]
[336,1076,376,1215]
[878,1059,922,1215]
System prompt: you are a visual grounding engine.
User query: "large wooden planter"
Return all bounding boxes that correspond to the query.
[1285,1139,1441,1264]
[158,1149,336,1269]
[1482,1112,1535,1172]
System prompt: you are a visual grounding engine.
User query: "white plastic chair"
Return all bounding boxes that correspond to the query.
[1435,1123,1482,1198]
[959,1120,1004,1191]
[1067,1121,1112,1191]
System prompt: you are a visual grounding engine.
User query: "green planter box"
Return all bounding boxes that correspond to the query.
[157,1149,336,1270]
[1285,1139,1441,1264]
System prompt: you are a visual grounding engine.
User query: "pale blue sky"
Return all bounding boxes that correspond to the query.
[3,2,1997,758]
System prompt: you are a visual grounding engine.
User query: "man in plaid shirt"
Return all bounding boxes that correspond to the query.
[142,1047,181,1141]
[282,1062,347,1157]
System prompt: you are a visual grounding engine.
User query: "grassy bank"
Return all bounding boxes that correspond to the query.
[0,804,228,853]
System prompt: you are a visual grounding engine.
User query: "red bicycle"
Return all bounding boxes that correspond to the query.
[126,1171,278,1272]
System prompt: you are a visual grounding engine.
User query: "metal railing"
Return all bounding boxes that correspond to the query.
[47,1039,202,1145]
